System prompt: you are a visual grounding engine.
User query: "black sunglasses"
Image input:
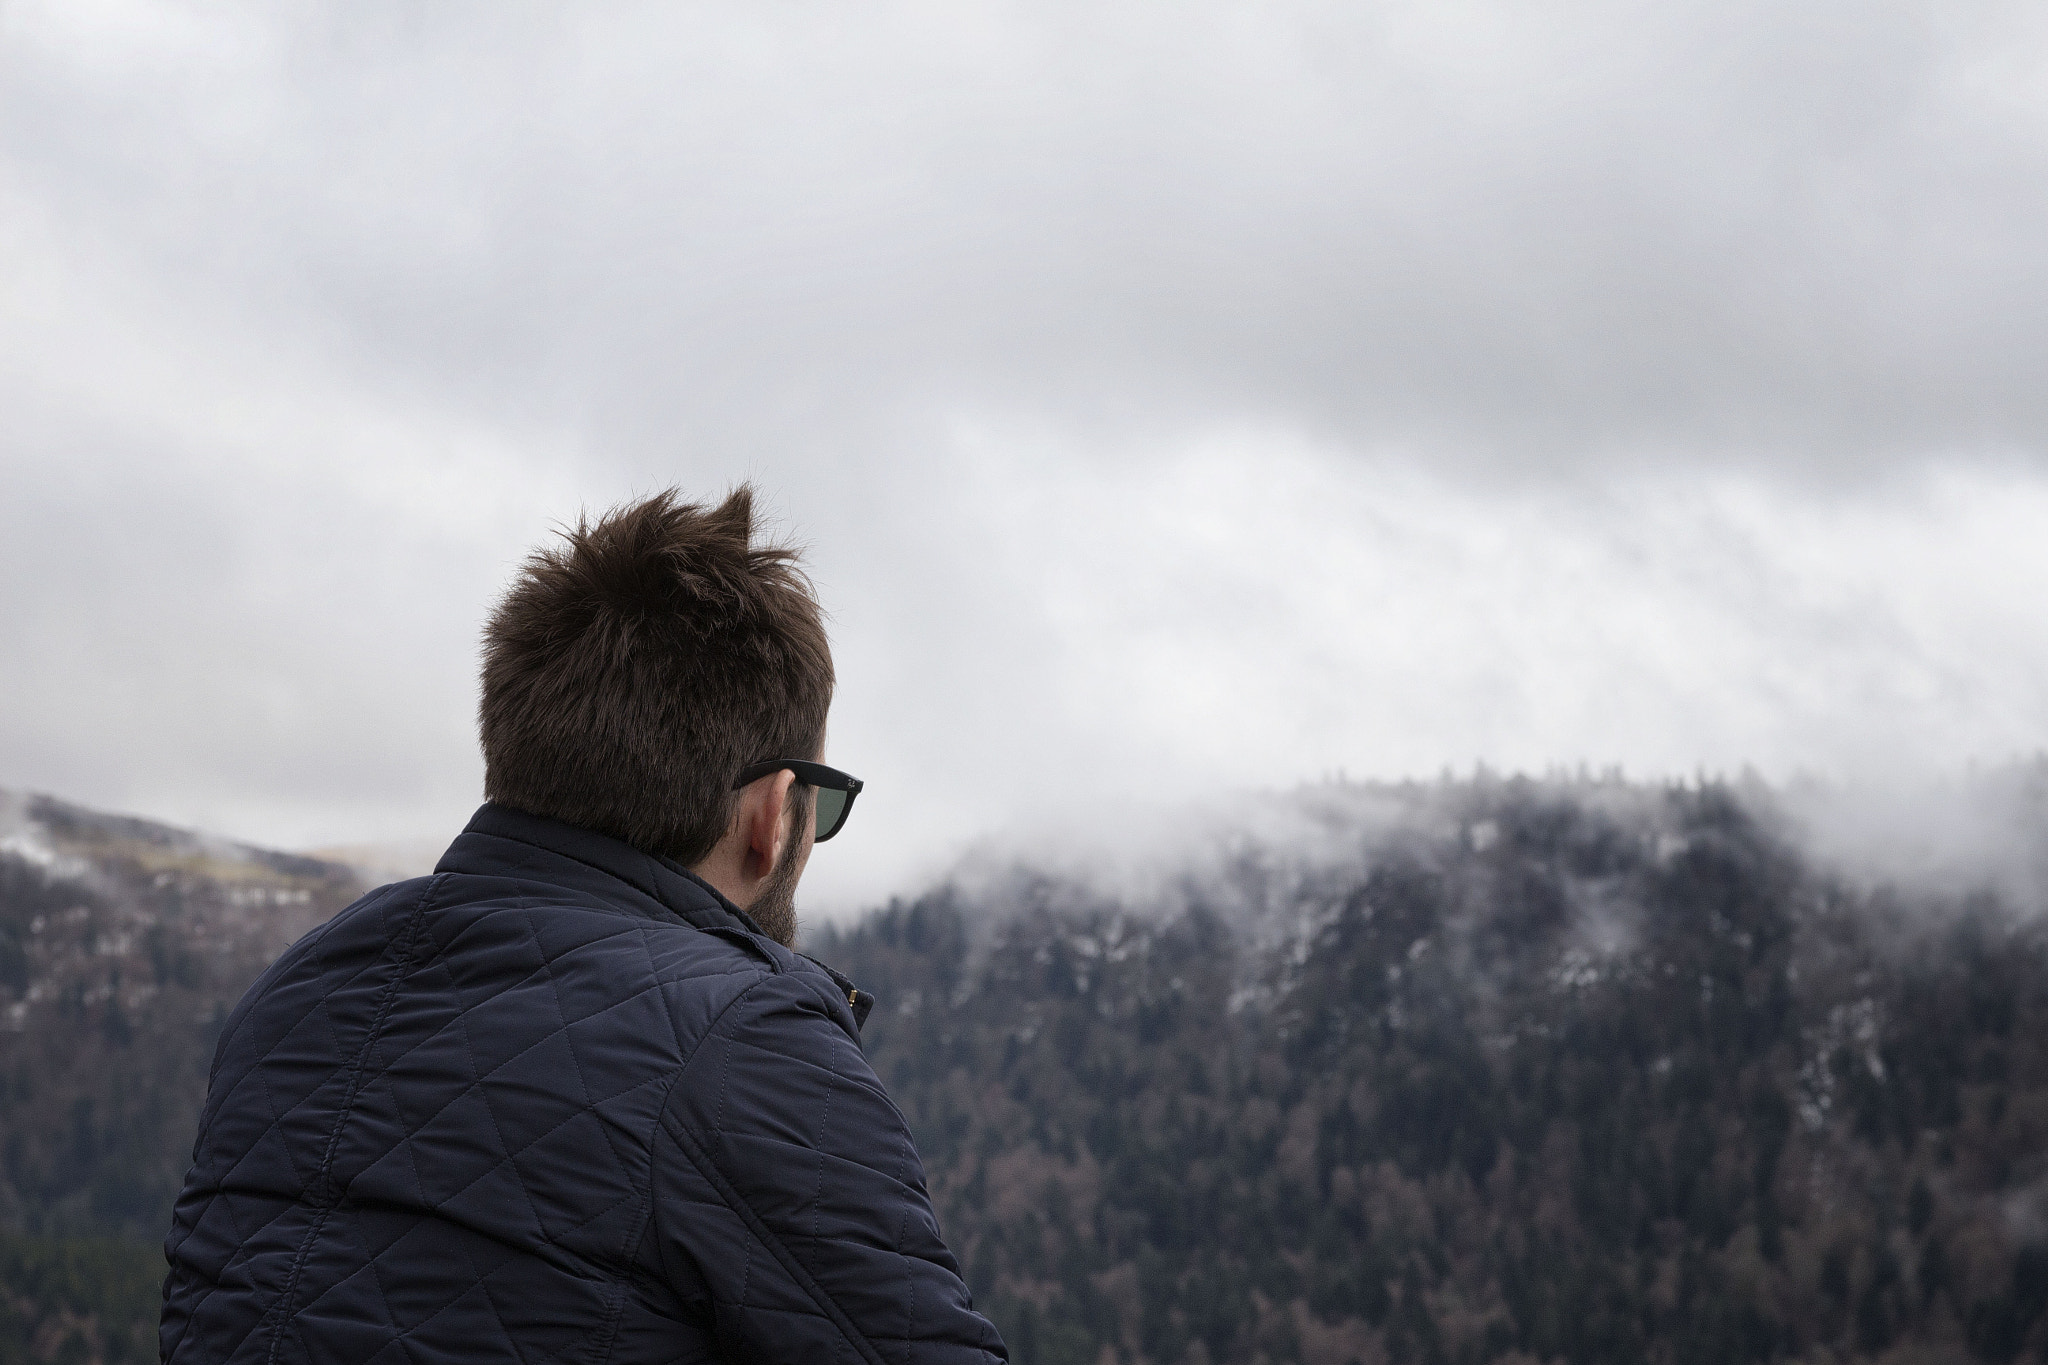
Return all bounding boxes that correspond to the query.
[732,759,864,842]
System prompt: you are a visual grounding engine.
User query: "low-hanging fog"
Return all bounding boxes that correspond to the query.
[3,1,2046,913]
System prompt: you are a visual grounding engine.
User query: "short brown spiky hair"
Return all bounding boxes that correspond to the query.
[479,486,833,864]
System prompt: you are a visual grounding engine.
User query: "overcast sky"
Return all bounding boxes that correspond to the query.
[5,0,2048,912]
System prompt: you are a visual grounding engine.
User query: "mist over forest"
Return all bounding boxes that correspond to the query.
[2,773,2046,1363]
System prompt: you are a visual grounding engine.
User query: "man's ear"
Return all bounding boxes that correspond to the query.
[742,768,798,880]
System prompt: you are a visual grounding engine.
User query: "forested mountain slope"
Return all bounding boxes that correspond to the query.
[0,791,358,1362]
[814,779,2048,1365]
[2,779,2045,1364]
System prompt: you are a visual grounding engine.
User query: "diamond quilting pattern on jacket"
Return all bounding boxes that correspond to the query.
[161,804,1005,1365]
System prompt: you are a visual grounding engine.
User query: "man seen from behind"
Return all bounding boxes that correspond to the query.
[160,487,1007,1364]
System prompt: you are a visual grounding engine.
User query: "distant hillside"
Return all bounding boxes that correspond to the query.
[4,780,2047,1364]
[813,779,2048,1365]
[0,790,361,1362]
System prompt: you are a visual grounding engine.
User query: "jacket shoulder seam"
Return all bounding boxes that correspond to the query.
[624,963,780,1273]
[646,974,887,1365]
[260,871,441,1365]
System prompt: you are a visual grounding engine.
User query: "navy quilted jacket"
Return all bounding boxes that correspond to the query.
[161,803,1006,1364]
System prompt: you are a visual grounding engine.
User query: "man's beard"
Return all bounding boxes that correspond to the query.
[749,846,799,947]
[747,788,811,948]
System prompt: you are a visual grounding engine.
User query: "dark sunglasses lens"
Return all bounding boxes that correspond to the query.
[814,787,849,841]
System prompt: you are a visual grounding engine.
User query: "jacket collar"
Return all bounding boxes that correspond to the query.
[436,802,770,938]
[436,803,872,1030]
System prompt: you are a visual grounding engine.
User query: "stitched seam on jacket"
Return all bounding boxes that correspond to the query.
[661,978,889,1365]
[198,948,395,1163]
[811,1045,834,1282]
[582,1280,628,1365]
[624,955,782,1276]
[160,1187,307,1352]
[631,969,778,1358]
[260,874,437,1365]
[893,1122,915,1365]
[203,905,355,1087]
[671,1120,888,1365]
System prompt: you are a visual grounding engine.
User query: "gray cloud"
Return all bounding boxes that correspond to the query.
[4,0,2047,911]
[10,1,2048,467]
